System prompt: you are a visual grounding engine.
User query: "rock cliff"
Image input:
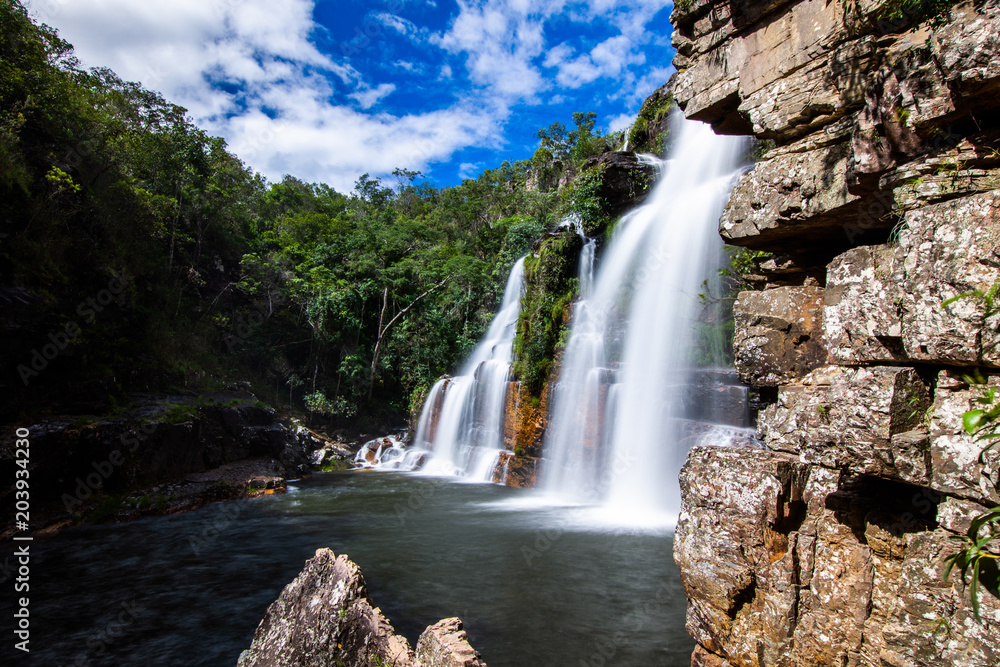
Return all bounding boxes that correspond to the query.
[672,0,1000,663]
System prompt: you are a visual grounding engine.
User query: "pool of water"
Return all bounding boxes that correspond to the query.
[4,471,694,666]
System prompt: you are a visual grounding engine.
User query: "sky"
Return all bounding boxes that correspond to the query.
[25,0,677,192]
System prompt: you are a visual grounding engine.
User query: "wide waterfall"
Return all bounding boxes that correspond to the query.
[540,116,749,526]
[357,257,527,480]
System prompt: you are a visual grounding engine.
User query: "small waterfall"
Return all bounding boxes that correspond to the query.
[540,115,749,526]
[381,257,527,481]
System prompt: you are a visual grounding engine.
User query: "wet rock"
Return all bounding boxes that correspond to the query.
[580,151,657,218]
[757,365,932,482]
[732,286,827,386]
[416,618,487,667]
[492,451,539,488]
[238,548,418,667]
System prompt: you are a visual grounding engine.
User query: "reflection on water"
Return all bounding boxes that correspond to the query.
[7,472,693,666]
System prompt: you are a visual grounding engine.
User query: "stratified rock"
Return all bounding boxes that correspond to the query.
[238,549,418,667]
[896,191,1000,366]
[676,446,1000,667]
[720,141,865,249]
[825,192,1000,367]
[416,618,487,667]
[824,245,905,363]
[758,365,932,483]
[732,286,826,386]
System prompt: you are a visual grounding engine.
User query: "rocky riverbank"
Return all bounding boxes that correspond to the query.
[0,391,356,537]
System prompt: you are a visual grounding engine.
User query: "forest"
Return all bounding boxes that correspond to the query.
[0,0,632,427]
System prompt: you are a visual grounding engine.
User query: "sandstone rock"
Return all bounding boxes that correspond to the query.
[895,191,1000,366]
[733,286,827,386]
[825,191,1000,367]
[239,549,488,667]
[720,141,865,249]
[932,0,1000,111]
[758,365,932,482]
[676,446,1000,667]
[929,370,1000,505]
[491,451,539,488]
[824,244,905,364]
[740,36,875,140]
[416,618,487,667]
[238,548,418,667]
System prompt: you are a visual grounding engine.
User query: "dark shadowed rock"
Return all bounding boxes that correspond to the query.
[580,151,657,218]
[733,286,827,386]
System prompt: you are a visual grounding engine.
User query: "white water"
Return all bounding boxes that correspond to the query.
[539,116,747,527]
[370,257,527,480]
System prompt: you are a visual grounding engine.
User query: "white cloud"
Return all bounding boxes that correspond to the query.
[371,12,420,37]
[31,0,674,189]
[458,162,482,179]
[608,112,634,133]
[30,0,506,190]
[349,83,397,109]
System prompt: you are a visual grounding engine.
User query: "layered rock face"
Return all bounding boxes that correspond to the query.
[672,0,1000,664]
[239,548,486,667]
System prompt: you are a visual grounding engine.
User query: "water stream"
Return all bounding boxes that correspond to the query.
[8,472,693,666]
[358,258,527,480]
[541,117,749,527]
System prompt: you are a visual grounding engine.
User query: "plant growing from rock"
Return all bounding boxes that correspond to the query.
[943,372,1000,619]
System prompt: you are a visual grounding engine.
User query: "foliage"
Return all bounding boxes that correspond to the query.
[940,285,1000,619]
[3,1,619,425]
[841,0,958,33]
[944,370,1000,620]
[627,88,674,155]
[512,231,582,396]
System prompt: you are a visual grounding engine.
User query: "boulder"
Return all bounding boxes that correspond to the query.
[416,618,487,667]
[239,548,488,667]
[238,549,419,667]
[733,286,827,386]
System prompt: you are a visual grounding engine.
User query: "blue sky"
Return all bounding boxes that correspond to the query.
[27,0,676,191]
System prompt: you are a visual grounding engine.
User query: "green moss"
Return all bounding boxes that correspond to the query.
[512,229,583,396]
[628,89,674,155]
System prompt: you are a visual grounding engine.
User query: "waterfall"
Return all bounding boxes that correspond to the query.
[372,257,527,480]
[539,115,749,526]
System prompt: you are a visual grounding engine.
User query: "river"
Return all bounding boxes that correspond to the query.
[13,470,693,666]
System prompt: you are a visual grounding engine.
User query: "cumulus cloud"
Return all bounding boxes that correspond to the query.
[608,112,634,133]
[31,0,674,189]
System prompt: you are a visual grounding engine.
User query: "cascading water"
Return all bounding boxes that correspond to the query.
[370,257,527,480]
[540,115,749,527]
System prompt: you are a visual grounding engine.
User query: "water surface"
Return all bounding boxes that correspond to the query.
[7,471,693,666]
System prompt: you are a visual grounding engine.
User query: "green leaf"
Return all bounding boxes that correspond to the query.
[964,409,987,434]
